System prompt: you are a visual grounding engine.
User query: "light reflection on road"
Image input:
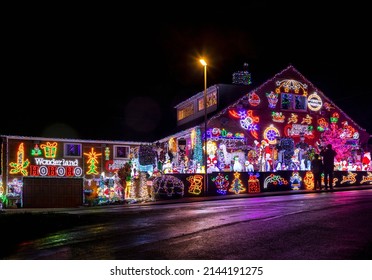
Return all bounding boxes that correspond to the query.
[7,189,372,259]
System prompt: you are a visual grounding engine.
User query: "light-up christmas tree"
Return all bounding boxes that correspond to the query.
[130,175,139,200]
[229,172,246,194]
[118,162,132,199]
[321,124,352,162]
[118,162,132,185]
[193,127,203,165]
[84,148,102,175]
[139,171,150,201]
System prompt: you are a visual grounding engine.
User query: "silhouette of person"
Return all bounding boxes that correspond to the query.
[320,144,337,190]
[311,154,323,190]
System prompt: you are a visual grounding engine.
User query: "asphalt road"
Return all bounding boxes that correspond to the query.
[2,188,372,260]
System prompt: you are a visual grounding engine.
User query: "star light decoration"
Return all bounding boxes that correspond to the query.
[84,148,102,175]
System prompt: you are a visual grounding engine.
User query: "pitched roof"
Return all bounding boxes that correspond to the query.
[158,64,370,143]
[209,64,367,133]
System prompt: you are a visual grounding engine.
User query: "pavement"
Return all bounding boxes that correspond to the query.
[1,184,372,214]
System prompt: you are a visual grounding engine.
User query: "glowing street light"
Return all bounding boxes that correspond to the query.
[200,58,208,195]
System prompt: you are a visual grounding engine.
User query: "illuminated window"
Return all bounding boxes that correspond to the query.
[198,91,217,111]
[281,93,307,111]
[114,145,130,159]
[177,103,194,121]
[64,143,82,157]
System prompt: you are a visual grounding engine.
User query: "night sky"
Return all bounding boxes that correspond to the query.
[3,3,371,143]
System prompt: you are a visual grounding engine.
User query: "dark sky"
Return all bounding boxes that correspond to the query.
[3,2,371,142]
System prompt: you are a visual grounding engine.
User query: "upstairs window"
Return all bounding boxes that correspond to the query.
[177,103,194,121]
[114,145,130,159]
[64,143,82,157]
[281,93,307,111]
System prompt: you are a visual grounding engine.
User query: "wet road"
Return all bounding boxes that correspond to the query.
[6,189,372,259]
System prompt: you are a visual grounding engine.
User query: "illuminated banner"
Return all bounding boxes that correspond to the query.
[29,157,82,177]
[33,158,79,166]
[284,124,313,138]
[105,160,128,172]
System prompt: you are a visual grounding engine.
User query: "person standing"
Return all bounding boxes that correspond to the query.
[320,144,337,190]
[311,153,323,190]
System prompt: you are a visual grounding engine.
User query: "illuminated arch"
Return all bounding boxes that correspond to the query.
[275,79,308,96]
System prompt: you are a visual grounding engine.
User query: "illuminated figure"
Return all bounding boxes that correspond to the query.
[245,160,254,172]
[233,156,243,172]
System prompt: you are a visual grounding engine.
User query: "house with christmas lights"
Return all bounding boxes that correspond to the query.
[152,65,371,197]
[1,65,371,208]
[0,136,151,208]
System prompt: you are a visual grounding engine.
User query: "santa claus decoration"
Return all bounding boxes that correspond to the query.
[362,152,371,171]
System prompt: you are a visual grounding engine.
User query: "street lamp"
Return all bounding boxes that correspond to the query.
[200,59,208,195]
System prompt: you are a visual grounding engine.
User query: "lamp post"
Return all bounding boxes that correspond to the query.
[200,59,208,196]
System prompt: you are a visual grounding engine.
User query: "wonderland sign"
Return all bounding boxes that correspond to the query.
[29,157,82,177]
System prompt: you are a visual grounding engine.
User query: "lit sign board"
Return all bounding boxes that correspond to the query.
[307,93,322,111]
